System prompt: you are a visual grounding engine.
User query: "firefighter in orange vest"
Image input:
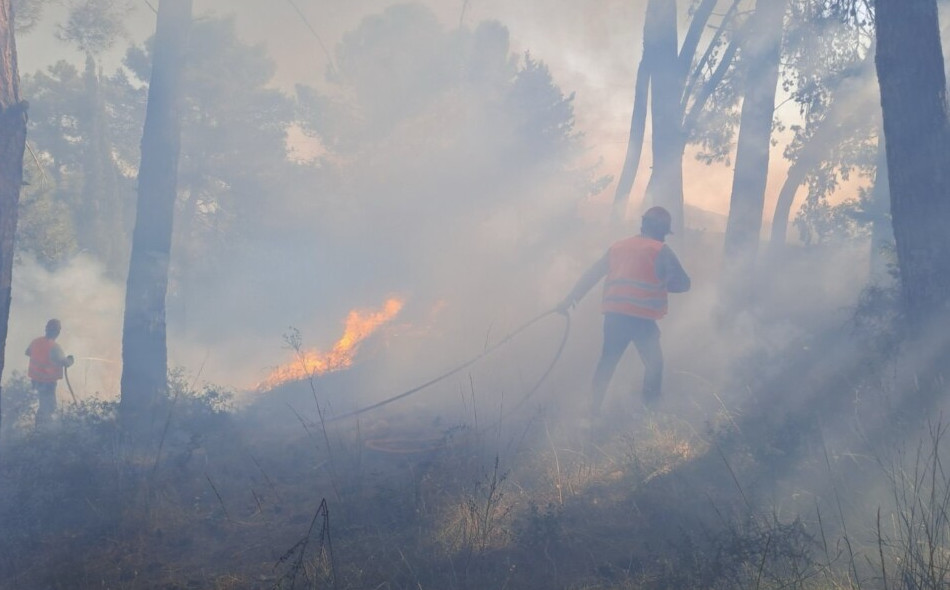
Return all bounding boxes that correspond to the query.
[558,206,690,415]
[25,319,74,426]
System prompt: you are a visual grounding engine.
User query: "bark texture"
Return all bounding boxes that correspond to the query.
[722,0,785,269]
[874,0,950,330]
[0,0,27,435]
[120,0,192,430]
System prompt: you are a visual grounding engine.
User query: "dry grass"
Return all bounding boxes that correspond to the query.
[2,350,948,590]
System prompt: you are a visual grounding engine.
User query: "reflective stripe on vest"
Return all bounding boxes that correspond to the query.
[28,337,62,382]
[601,236,668,319]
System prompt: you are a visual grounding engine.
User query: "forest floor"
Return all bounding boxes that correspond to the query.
[0,245,946,589]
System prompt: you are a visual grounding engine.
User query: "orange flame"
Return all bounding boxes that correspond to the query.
[258,298,404,391]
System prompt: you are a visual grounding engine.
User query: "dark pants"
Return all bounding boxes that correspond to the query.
[591,313,663,414]
[32,380,57,426]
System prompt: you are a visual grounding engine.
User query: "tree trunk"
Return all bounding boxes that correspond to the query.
[722,0,785,289]
[643,0,685,233]
[645,0,738,235]
[874,0,950,331]
[610,0,722,225]
[769,50,878,253]
[119,0,191,432]
[768,160,809,251]
[612,0,737,233]
[610,38,651,224]
[0,0,26,442]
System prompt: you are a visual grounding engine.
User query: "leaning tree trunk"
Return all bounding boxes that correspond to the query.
[768,159,810,251]
[874,0,950,332]
[119,0,192,433]
[0,0,26,442]
[613,0,739,233]
[769,49,878,253]
[644,0,740,235]
[610,34,652,224]
[721,0,785,305]
[611,0,676,224]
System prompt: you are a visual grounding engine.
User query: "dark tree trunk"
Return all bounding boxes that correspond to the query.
[610,36,651,224]
[610,0,718,225]
[874,0,950,331]
[0,0,26,441]
[647,0,735,235]
[612,0,735,233]
[722,0,785,289]
[768,160,810,251]
[119,0,191,432]
[643,0,685,233]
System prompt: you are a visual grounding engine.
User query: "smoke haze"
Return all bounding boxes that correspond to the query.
[9,2,950,587]
[4,0,890,410]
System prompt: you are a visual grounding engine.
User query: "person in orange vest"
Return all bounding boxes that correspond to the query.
[25,319,74,426]
[558,206,690,415]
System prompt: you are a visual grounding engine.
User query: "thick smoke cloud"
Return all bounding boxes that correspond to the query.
[8,1,652,401]
[4,1,883,433]
[8,255,123,397]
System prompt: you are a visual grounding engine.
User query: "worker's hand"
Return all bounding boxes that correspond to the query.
[65,355,75,368]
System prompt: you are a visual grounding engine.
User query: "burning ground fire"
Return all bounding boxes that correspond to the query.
[257,298,404,391]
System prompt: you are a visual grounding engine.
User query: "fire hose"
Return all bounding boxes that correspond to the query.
[63,364,79,405]
[329,307,572,423]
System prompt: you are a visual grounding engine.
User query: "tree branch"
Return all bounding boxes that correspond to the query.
[682,16,744,133]
[678,0,722,77]
[680,0,742,115]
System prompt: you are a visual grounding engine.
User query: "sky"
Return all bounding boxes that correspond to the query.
[16,0,751,218]
[15,0,926,221]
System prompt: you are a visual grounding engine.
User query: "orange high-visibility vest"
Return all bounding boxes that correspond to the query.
[28,337,63,382]
[602,236,668,319]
